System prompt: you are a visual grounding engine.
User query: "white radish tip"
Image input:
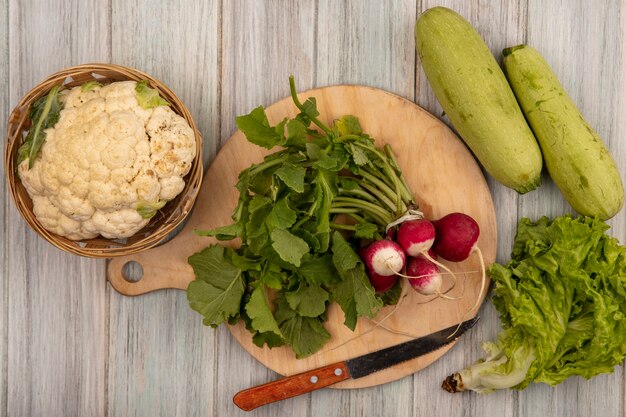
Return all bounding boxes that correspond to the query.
[409,273,442,295]
[371,246,405,276]
[363,240,406,277]
[397,219,436,256]
[406,255,442,295]
[406,238,435,257]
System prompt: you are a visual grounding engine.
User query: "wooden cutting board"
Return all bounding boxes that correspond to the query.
[107,85,497,389]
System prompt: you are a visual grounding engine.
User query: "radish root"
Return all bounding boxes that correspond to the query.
[446,246,486,339]
[388,268,460,300]
[325,281,411,352]
[325,264,482,351]
[386,259,460,300]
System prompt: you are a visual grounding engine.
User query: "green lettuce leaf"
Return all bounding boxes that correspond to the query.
[450,216,626,393]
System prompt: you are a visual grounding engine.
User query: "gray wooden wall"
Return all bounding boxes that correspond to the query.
[1,0,625,416]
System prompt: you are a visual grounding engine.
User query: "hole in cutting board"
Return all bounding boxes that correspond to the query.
[122,261,144,283]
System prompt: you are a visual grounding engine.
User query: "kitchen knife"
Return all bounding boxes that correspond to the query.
[233,316,479,411]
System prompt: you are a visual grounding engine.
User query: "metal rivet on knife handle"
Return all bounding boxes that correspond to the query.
[233,361,351,411]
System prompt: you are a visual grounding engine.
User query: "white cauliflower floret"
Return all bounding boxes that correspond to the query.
[18,80,196,240]
[31,195,98,240]
[159,176,185,201]
[82,209,149,239]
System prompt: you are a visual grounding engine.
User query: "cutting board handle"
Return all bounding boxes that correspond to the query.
[107,246,194,295]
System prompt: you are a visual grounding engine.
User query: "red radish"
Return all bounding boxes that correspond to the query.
[368,271,398,293]
[432,212,480,262]
[397,219,436,256]
[361,240,406,276]
[396,218,458,290]
[431,212,487,335]
[385,226,397,241]
[349,212,486,343]
[345,230,461,347]
[406,255,441,295]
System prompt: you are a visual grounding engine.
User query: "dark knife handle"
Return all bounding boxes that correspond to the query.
[233,361,350,411]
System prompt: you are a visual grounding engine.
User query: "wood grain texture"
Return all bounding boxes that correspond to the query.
[0,0,8,414]
[414,2,527,417]
[112,0,220,166]
[314,2,418,415]
[2,0,626,416]
[5,1,109,416]
[316,0,417,98]
[107,85,497,391]
[518,2,626,416]
[108,1,219,416]
[218,2,317,415]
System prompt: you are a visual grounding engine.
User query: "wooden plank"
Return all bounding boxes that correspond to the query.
[107,292,216,417]
[0,0,8,414]
[519,1,626,415]
[217,1,316,415]
[414,1,527,416]
[313,1,417,415]
[107,1,219,416]
[111,0,221,167]
[6,0,109,415]
[316,0,417,99]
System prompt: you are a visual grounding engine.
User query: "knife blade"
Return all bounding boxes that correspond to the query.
[233,316,479,411]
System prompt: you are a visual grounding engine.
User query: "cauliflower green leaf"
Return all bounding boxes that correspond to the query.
[135,80,170,109]
[135,200,167,219]
[81,80,102,92]
[18,85,63,168]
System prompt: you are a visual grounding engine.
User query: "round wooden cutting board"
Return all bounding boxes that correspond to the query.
[107,85,497,389]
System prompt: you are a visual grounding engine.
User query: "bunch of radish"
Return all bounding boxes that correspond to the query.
[361,212,486,316]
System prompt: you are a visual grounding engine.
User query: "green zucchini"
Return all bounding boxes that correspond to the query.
[503,45,624,220]
[415,7,543,194]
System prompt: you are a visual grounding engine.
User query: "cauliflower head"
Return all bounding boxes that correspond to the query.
[18,81,196,240]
